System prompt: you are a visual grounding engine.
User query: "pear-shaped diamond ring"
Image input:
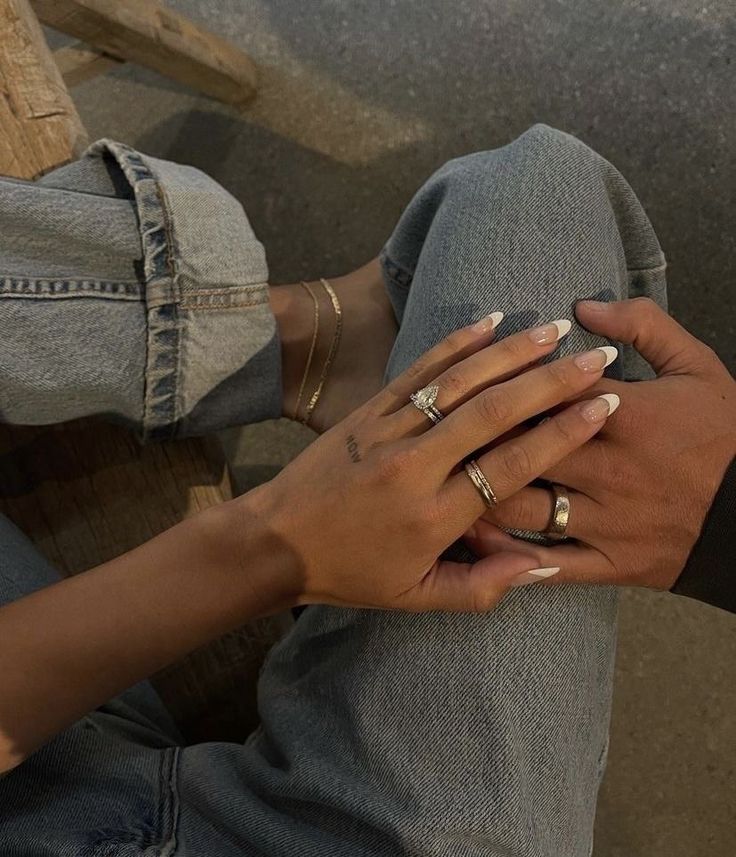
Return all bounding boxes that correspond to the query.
[409,384,445,425]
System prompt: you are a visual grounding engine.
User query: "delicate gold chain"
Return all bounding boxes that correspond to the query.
[302,278,342,427]
[294,281,320,421]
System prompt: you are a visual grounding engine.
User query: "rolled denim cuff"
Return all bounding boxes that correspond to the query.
[88,140,281,440]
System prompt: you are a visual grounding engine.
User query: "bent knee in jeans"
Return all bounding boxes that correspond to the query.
[381,123,666,385]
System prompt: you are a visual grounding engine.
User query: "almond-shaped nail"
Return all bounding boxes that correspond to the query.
[579,393,621,422]
[511,567,561,588]
[528,319,572,345]
[574,345,618,372]
[472,311,504,334]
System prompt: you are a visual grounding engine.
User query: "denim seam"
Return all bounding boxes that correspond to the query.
[84,746,179,857]
[380,250,414,290]
[179,292,270,310]
[179,286,267,297]
[156,180,186,444]
[88,140,182,441]
[627,261,667,274]
[0,277,143,299]
[381,252,667,292]
[157,746,180,857]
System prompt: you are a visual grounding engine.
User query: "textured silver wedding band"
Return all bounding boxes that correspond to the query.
[545,483,571,540]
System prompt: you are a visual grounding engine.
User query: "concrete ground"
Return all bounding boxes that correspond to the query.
[63,1,734,853]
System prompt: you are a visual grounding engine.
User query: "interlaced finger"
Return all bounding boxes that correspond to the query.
[386,319,572,436]
[480,485,595,539]
[422,346,619,465]
[440,393,620,531]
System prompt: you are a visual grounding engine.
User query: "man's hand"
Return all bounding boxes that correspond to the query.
[466,298,736,591]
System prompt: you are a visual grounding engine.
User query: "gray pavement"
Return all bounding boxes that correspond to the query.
[65,1,735,853]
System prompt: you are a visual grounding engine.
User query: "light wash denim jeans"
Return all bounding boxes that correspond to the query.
[0,125,666,856]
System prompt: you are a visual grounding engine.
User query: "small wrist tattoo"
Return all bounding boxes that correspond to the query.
[346,434,361,463]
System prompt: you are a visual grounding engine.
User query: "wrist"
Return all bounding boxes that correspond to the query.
[269,282,315,421]
[216,485,305,616]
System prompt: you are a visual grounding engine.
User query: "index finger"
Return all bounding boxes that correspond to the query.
[371,312,505,414]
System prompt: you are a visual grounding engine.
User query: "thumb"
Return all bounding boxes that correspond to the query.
[575,297,707,376]
[406,551,559,612]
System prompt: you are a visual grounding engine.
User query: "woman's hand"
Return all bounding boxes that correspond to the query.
[0,311,621,771]
[243,312,621,612]
[465,298,736,592]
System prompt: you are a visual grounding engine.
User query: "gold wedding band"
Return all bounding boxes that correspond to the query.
[464,459,498,508]
[545,484,571,540]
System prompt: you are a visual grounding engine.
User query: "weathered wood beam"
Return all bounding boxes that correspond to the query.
[0,0,88,178]
[32,0,258,107]
[54,40,124,87]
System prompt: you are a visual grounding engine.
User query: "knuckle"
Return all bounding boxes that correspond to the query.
[421,495,452,530]
[444,328,470,352]
[629,297,659,329]
[469,588,499,614]
[696,342,721,371]
[496,441,536,484]
[375,444,422,483]
[698,343,717,362]
[404,358,427,381]
[631,296,658,314]
[360,396,389,422]
[438,368,468,397]
[497,494,534,529]
[476,388,514,427]
[499,334,529,361]
[545,360,576,390]
[548,412,580,446]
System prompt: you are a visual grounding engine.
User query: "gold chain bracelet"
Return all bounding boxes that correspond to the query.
[296,278,343,427]
[294,280,320,419]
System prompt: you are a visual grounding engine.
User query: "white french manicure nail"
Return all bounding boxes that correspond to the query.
[472,311,504,334]
[580,392,621,422]
[511,567,561,588]
[488,311,504,329]
[598,346,619,368]
[574,345,619,372]
[598,393,620,415]
[552,319,572,339]
[528,318,572,345]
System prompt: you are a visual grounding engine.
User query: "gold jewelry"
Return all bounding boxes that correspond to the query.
[302,278,343,427]
[464,458,498,508]
[295,281,320,420]
[545,484,571,540]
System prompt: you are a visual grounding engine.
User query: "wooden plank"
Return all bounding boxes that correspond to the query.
[54,40,124,86]
[0,0,88,178]
[0,420,290,742]
[0,1,277,737]
[32,0,257,107]
[0,421,234,575]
